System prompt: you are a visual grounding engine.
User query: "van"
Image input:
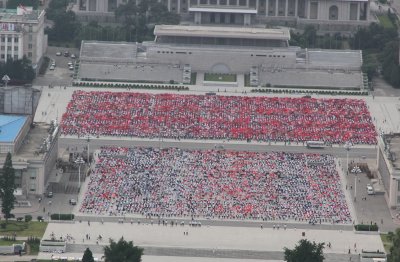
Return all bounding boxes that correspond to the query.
[366,185,375,195]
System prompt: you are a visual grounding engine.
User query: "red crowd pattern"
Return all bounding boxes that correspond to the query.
[61,91,377,144]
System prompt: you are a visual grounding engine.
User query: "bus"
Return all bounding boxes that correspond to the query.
[306,141,325,149]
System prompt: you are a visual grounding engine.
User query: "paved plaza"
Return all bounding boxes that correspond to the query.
[38,220,384,261]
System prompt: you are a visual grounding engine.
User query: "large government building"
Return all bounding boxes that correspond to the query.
[72,0,371,29]
[77,25,366,90]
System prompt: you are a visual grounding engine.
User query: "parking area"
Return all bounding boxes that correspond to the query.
[33,46,80,87]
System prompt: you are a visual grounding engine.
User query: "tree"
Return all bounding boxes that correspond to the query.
[7,0,39,9]
[388,228,400,262]
[0,153,16,222]
[82,247,95,262]
[284,239,325,262]
[104,237,143,262]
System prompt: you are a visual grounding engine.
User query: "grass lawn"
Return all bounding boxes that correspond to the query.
[377,15,395,29]
[204,73,237,82]
[0,221,48,237]
[380,233,393,253]
[0,239,24,246]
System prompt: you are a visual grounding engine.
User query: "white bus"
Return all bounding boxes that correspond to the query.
[306,141,325,149]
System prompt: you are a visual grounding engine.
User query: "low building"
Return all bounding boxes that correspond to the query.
[0,7,48,73]
[377,133,400,209]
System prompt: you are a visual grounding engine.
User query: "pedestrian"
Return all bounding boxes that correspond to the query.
[260,224,263,229]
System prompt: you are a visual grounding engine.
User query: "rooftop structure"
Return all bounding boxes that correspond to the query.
[154,25,290,40]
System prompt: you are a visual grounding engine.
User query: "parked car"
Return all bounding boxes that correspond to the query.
[67,61,73,66]
[56,51,62,56]
[49,65,55,70]
[69,199,77,205]
[46,191,53,198]
[68,65,74,71]
[63,51,70,57]
[71,54,76,59]
[366,184,375,195]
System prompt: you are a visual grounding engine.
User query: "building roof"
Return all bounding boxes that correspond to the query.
[0,115,27,143]
[0,8,43,22]
[189,7,257,14]
[80,41,137,62]
[154,25,290,40]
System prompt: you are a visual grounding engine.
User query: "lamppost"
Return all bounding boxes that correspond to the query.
[344,142,352,176]
[351,165,362,202]
[86,134,91,166]
[75,156,85,201]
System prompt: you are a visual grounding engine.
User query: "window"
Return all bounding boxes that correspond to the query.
[13,55,17,60]
[7,46,11,51]
[28,52,32,58]
[28,25,33,32]
[14,46,18,51]
[14,37,18,42]
[29,183,36,192]
[7,37,11,42]
[1,46,4,51]
[0,54,4,59]
[1,37,4,42]
[28,43,33,49]
[398,195,400,204]
[29,35,33,41]
[398,180,400,191]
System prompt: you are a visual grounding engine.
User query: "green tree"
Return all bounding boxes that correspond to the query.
[82,247,95,262]
[284,239,325,262]
[388,228,400,262]
[7,0,39,9]
[104,237,143,262]
[0,153,16,222]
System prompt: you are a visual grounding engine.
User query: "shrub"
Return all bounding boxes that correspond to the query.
[354,224,378,231]
[17,217,23,222]
[50,214,75,220]
[0,223,6,229]
[24,215,32,222]
[37,216,43,222]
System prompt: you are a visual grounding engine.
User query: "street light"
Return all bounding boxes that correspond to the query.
[351,165,362,202]
[75,156,85,201]
[344,142,352,176]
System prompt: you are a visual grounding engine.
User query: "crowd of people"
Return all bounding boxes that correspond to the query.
[79,147,352,223]
[61,91,377,145]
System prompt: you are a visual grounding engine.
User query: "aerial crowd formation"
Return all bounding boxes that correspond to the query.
[61,91,377,145]
[79,147,352,223]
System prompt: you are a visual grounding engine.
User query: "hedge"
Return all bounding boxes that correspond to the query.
[50,214,75,220]
[251,88,368,96]
[354,224,378,231]
[72,81,189,91]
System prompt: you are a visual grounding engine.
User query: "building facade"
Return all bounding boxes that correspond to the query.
[72,0,370,29]
[0,7,47,72]
[377,134,400,209]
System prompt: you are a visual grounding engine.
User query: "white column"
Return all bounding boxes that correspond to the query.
[11,35,14,58]
[86,0,89,11]
[4,35,7,62]
[266,0,269,16]
[177,0,181,13]
[306,0,310,18]
[246,0,249,7]
[275,0,278,16]
[285,0,288,16]
[217,0,220,4]
[168,0,171,11]
[294,0,298,16]
[256,0,259,11]
[18,35,23,59]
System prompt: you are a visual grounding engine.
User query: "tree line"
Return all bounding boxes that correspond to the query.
[46,0,180,46]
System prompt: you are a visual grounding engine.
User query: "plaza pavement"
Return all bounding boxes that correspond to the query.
[38,220,384,261]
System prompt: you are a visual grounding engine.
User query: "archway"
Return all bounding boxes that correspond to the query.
[329,5,338,20]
